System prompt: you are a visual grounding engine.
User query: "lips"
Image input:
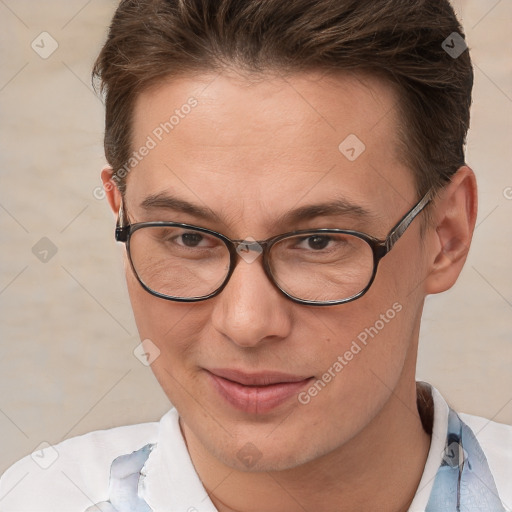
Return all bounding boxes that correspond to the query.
[208,368,311,386]
[205,368,314,414]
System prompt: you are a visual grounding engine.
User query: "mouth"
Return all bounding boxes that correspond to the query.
[205,368,314,414]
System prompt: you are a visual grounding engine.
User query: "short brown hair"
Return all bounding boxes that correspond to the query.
[93,0,473,200]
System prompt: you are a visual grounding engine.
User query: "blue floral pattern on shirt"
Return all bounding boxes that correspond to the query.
[425,408,505,511]
[85,408,506,511]
[84,443,154,512]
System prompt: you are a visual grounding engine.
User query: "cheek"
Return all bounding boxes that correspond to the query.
[296,248,420,430]
[125,264,161,338]
[125,263,199,353]
[377,225,428,298]
[293,304,412,447]
[352,244,422,378]
[126,268,205,404]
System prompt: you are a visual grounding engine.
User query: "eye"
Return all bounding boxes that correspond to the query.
[171,230,224,250]
[302,235,331,250]
[295,235,336,251]
[147,227,221,250]
[178,232,206,248]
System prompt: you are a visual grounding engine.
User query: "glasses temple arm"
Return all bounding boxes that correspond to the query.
[385,188,434,252]
[115,199,129,242]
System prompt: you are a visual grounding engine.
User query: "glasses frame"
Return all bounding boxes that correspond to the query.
[115,188,434,306]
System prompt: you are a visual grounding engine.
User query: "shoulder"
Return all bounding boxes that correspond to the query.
[0,416,163,512]
[459,411,512,507]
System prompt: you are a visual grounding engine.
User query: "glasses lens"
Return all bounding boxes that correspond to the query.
[268,232,374,302]
[128,225,230,299]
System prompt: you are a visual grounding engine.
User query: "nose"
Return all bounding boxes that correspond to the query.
[210,249,293,348]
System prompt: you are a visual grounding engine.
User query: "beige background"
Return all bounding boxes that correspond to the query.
[0,0,511,475]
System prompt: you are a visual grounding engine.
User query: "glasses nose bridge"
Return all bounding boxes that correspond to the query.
[229,237,271,264]
[226,237,274,288]
[230,237,269,249]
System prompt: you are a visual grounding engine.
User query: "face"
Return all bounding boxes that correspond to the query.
[118,70,429,471]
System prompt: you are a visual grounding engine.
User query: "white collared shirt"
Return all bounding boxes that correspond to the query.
[1,384,511,511]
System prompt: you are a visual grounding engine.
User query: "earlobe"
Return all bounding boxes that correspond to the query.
[101,165,122,216]
[424,166,478,295]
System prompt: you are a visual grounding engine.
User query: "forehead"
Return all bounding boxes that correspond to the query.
[126,70,415,233]
[132,69,399,152]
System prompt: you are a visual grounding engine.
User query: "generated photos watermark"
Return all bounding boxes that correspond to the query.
[298,301,403,405]
[93,96,198,200]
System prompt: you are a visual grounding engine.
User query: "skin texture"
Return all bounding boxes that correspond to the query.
[102,70,477,512]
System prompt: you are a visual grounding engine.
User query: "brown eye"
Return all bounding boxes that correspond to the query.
[180,232,204,247]
[305,235,330,250]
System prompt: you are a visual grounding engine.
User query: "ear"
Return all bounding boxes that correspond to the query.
[423,166,478,295]
[101,165,123,217]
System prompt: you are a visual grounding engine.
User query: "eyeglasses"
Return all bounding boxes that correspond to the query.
[115,189,433,306]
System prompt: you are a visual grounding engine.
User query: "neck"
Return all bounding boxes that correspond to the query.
[182,363,431,512]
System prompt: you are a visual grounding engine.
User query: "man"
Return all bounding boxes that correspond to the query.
[1,0,510,511]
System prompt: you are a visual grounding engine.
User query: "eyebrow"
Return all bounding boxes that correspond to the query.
[140,193,221,222]
[276,199,376,226]
[139,192,376,226]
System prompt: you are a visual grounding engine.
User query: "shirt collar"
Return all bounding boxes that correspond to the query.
[104,382,505,511]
